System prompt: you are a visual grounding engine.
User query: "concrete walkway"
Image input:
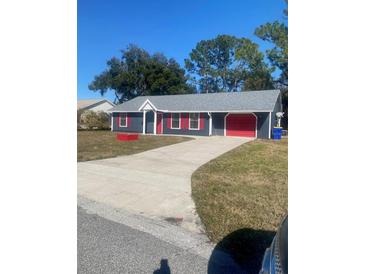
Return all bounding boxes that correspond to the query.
[78,136,251,232]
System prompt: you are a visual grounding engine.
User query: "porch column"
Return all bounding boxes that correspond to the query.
[154,111,157,135]
[110,113,113,131]
[143,110,146,134]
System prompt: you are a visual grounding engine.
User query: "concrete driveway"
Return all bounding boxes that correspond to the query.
[78,136,250,232]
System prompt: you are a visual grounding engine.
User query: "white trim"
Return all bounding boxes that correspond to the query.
[142,110,146,134]
[223,113,229,137]
[111,113,113,131]
[170,113,181,129]
[269,112,272,139]
[119,113,128,127]
[224,113,257,139]
[208,112,212,136]
[188,112,200,130]
[153,111,157,135]
[138,99,158,111]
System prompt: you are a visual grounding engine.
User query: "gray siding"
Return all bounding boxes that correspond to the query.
[255,112,270,139]
[211,113,226,136]
[162,113,210,136]
[112,112,143,133]
[211,112,270,139]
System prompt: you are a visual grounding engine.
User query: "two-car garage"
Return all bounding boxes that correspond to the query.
[225,113,257,138]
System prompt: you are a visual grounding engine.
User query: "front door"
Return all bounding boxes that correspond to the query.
[145,111,154,134]
[157,113,163,134]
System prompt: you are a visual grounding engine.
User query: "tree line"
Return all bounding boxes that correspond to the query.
[89,2,288,126]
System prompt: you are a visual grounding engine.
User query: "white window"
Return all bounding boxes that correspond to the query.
[119,113,127,127]
[189,113,200,130]
[171,113,180,129]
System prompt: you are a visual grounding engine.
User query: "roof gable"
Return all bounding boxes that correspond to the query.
[138,99,158,111]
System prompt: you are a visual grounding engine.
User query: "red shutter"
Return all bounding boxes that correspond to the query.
[167,113,171,129]
[199,113,205,130]
[181,113,187,129]
[126,113,131,127]
[116,113,120,128]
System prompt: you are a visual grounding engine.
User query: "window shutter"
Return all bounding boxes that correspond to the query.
[181,113,185,129]
[126,113,131,127]
[199,113,205,130]
[167,113,171,129]
[182,113,187,129]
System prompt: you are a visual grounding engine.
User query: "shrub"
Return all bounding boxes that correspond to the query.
[80,110,110,129]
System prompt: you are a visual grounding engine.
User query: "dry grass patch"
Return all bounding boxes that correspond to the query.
[192,139,287,272]
[77,130,192,162]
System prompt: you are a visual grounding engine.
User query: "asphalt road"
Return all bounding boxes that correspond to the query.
[77,196,243,274]
[78,206,244,274]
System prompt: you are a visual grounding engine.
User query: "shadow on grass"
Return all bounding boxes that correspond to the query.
[208,228,276,274]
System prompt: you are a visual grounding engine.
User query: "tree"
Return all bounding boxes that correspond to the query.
[255,21,288,87]
[185,35,273,93]
[235,38,274,90]
[89,45,195,104]
[255,1,288,128]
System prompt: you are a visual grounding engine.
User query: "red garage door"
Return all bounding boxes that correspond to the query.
[226,114,257,137]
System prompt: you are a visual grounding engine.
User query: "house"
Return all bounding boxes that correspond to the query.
[77,99,115,112]
[108,90,282,139]
[77,99,115,126]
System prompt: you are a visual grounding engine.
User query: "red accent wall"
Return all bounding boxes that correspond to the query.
[199,113,205,130]
[157,113,163,134]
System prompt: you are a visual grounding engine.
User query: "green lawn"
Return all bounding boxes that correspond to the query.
[191,139,288,272]
[77,130,192,162]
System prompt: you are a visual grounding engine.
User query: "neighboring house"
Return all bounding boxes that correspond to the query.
[77,99,115,128]
[108,90,282,139]
[77,99,115,112]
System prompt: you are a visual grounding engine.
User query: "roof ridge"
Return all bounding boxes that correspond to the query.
[136,89,279,98]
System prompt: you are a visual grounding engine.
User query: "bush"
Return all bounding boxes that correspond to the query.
[77,110,84,129]
[80,110,110,130]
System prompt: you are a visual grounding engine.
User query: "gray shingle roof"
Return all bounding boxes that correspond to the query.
[109,90,280,113]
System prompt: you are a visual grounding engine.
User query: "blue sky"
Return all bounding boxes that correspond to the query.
[78,0,287,101]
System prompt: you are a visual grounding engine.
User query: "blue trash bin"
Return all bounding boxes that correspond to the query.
[272,127,283,140]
